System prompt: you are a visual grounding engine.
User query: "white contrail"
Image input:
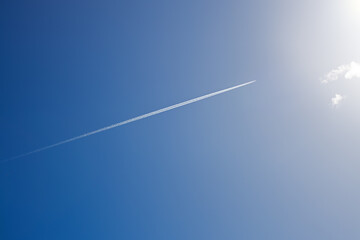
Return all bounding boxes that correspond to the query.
[2,80,255,163]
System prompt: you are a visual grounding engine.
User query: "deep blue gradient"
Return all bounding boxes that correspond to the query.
[1,0,360,239]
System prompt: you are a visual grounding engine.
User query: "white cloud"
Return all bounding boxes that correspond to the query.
[345,61,360,79]
[331,94,343,106]
[322,61,360,84]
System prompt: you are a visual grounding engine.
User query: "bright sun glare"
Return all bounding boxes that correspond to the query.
[346,0,360,15]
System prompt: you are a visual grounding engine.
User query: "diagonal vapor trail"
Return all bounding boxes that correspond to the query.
[2,80,255,163]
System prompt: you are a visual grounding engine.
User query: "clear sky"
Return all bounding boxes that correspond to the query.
[1,0,360,239]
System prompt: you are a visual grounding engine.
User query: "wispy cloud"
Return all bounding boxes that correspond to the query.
[321,61,360,84]
[331,94,343,106]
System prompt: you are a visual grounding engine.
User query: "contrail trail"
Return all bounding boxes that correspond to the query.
[2,80,255,163]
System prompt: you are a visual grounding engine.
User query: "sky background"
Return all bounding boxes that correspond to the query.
[1,0,360,239]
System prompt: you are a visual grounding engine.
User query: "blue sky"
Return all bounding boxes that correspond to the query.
[1,0,360,239]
